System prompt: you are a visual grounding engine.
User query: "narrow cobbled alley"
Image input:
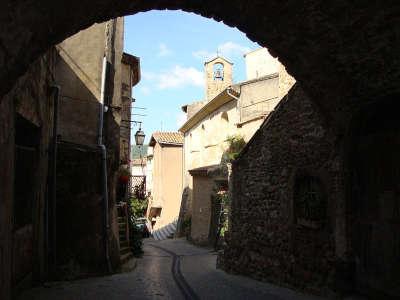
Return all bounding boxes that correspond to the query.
[18,239,324,300]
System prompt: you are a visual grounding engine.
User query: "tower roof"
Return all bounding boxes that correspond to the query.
[204,56,233,66]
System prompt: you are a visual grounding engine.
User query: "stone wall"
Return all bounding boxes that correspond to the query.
[221,85,343,295]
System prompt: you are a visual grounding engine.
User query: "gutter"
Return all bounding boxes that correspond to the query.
[179,88,238,133]
[227,87,240,101]
[47,84,60,277]
[99,56,112,273]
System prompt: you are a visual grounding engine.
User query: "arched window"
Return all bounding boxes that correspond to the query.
[294,176,326,228]
[213,63,224,81]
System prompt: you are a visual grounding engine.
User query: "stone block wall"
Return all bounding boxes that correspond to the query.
[221,85,344,294]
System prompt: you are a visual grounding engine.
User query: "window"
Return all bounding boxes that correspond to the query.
[294,176,326,228]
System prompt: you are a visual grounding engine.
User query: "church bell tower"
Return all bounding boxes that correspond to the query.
[204,56,233,102]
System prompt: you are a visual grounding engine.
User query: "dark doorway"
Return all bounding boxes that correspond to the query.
[350,97,400,298]
[13,113,40,287]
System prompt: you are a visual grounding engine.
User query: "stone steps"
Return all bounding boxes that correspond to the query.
[120,246,131,255]
[117,214,132,263]
[152,220,177,241]
[120,251,133,265]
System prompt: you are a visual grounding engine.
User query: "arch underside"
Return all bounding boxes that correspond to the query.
[1,0,400,127]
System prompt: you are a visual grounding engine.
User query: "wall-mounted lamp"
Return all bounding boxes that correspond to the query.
[134,124,145,146]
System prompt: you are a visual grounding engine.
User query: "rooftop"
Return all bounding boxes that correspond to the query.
[149,132,184,146]
[204,56,233,66]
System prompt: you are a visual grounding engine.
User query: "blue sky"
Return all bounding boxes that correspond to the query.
[124,11,260,143]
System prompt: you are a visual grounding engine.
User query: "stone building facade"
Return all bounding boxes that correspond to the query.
[120,53,140,165]
[220,84,400,298]
[179,50,295,245]
[0,17,141,298]
[0,50,57,298]
[54,18,127,276]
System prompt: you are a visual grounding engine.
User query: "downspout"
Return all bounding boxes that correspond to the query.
[99,56,112,273]
[227,87,241,123]
[227,87,240,101]
[47,84,60,277]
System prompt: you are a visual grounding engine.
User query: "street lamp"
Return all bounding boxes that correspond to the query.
[135,125,145,146]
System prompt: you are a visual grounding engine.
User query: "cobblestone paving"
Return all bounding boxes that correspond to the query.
[18,238,325,300]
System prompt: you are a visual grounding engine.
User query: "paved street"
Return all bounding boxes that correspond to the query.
[18,238,324,300]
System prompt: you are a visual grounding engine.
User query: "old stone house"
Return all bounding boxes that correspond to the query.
[0,17,140,297]
[146,132,184,239]
[55,18,141,277]
[220,84,400,298]
[179,50,295,245]
[2,49,57,298]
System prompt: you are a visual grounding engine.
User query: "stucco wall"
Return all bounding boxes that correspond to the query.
[182,72,293,219]
[148,143,183,230]
[54,18,125,278]
[56,22,105,146]
[245,48,279,80]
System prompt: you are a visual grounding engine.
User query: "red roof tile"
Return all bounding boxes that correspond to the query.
[149,132,184,146]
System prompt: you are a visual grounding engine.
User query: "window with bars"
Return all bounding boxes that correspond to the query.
[294,176,326,228]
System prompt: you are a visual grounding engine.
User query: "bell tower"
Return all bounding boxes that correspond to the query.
[204,56,233,102]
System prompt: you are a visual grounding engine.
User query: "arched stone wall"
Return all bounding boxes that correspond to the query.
[1,1,400,126]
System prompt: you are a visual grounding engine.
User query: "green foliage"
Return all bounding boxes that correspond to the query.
[216,191,229,237]
[224,134,246,162]
[129,219,143,257]
[130,197,148,218]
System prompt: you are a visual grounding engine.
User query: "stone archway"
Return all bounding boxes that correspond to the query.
[1,1,400,125]
[1,2,400,299]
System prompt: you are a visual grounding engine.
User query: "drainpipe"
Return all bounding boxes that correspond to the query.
[227,87,241,122]
[99,56,112,273]
[227,87,240,101]
[47,84,60,277]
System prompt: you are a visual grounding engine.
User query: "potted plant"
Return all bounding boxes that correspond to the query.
[118,167,131,184]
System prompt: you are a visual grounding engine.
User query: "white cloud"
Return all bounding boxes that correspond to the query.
[139,86,151,95]
[192,50,216,61]
[157,43,172,57]
[218,41,251,57]
[141,66,203,90]
[141,71,156,81]
[192,41,252,61]
[176,111,187,128]
[157,65,204,89]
